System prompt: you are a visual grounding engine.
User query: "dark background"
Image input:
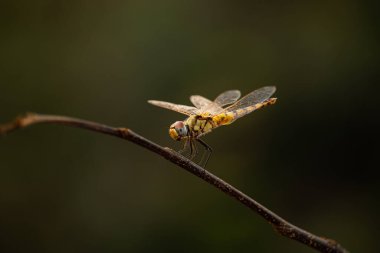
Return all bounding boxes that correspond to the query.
[0,1,378,252]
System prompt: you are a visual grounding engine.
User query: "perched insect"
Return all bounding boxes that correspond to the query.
[148,86,277,167]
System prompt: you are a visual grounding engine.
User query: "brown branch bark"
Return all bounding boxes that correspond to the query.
[0,113,349,253]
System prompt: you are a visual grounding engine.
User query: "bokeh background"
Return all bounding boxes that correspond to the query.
[0,1,378,252]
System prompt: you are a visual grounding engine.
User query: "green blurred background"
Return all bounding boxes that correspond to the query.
[1,1,378,252]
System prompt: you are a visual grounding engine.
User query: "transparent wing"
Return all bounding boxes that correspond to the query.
[224,86,276,112]
[190,95,213,109]
[190,95,224,115]
[214,90,241,107]
[192,90,242,116]
[148,100,200,116]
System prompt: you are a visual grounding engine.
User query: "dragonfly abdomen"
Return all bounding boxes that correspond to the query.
[213,98,277,126]
[212,113,235,126]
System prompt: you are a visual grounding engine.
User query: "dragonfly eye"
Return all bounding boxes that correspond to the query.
[177,126,188,136]
[169,121,187,140]
[171,121,184,129]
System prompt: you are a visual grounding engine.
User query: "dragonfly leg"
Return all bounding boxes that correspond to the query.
[196,139,212,168]
[178,138,197,160]
[190,138,198,159]
[178,139,189,154]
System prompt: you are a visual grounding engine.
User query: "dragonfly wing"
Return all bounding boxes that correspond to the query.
[225,86,276,112]
[214,86,276,123]
[190,95,225,115]
[190,95,213,109]
[214,90,241,107]
[195,90,241,116]
[148,100,200,116]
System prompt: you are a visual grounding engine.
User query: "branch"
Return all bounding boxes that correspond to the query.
[0,113,349,253]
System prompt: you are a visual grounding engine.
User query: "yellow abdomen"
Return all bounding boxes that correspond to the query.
[212,113,235,126]
[212,98,277,126]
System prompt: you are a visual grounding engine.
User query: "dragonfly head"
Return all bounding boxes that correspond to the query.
[169,121,188,141]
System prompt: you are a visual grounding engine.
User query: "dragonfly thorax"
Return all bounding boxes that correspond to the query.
[169,121,189,141]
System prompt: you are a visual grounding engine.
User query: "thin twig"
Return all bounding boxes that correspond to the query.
[0,113,349,253]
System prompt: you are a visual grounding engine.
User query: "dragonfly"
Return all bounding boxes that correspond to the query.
[148,86,277,167]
